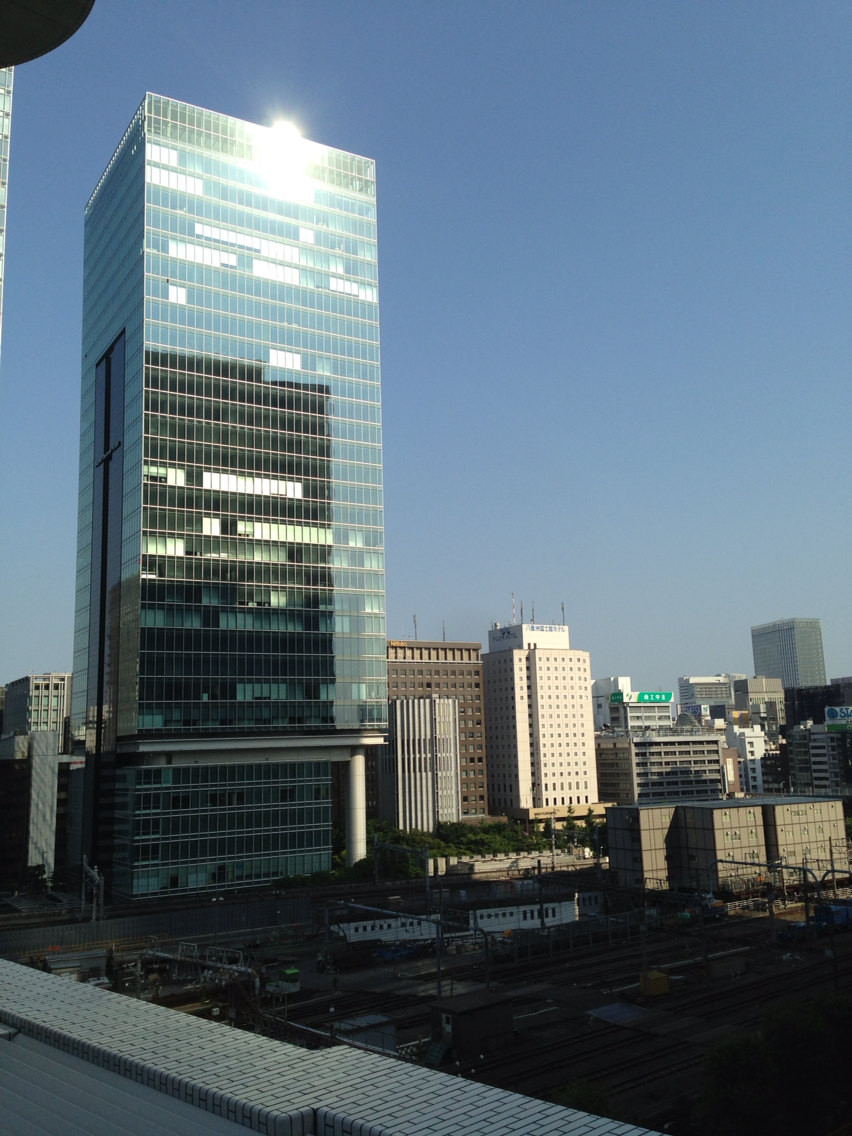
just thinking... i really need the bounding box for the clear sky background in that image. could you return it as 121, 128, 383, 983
0, 0, 850, 692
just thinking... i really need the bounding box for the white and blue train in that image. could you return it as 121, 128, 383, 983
331, 898, 579, 945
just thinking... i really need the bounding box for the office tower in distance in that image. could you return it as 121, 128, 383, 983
0, 68, 11, 356
1, 673, 74, 891
591, 676, 631, 730
385, 640, 487, 817
3, 673, 72, 739
606, 689, 674, 732
751, 618, 826, 689
72, 95, 386, 898
732, 676, 785, 742
785, 722, 852, 798
0, 732, 74, 892
677, 674, 739, 712
595, 727, 725, 806
725, 722, 767, 794
483, 622, 597, 818
784, 680, 852, 732
379, 697, 461, 831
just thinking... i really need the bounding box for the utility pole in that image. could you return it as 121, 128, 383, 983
435, 886, 443, 998
81, 856, 104, 923
802, 857, 811, 930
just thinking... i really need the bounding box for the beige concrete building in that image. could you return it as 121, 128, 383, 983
733, 676, 785, 743
607, 802, 676, 890
763, 797, 847, 879
607, 797, 847, 893
483, 622, 596, 819
2, 673, 72, 743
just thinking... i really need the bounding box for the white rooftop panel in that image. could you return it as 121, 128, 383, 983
0, 1033, 249, 1135
0, 960, 661, 1136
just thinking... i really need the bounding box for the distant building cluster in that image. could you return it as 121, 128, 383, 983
4, 606, 849, 898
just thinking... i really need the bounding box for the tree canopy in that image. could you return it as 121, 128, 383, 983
697, 992, 852, 1136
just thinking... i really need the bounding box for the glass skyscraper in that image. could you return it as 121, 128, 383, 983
72, 95, 386, 898
751, 618, 826, 690
0, 67, 12, 357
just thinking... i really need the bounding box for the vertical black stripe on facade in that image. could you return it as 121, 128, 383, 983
83, 332, 125, 868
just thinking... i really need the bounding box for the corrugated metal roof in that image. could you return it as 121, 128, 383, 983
0, 959, 661, 1135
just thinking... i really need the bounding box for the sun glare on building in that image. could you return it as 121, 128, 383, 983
253, 118, 311, 199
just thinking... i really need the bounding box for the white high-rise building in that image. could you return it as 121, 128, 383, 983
483, 623, 596, 818
725, 722, 767, 794
0, 68, 12, 358
3, 673, 72, 740
591, 676, 631, 730
379, 697, 461, 832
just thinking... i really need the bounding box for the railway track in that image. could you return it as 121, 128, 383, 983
449, 920, 852, 1119
402, 916, 768, 993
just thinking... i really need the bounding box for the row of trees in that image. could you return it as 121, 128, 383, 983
372, 812, 603, 859
296, 813, 607, 886
326, 814, 606, 880
695, 992, 852, 1135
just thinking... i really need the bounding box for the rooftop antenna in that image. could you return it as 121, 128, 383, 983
512, 592, 516, 623
561, 601, 565, 626
531, 601, 535, 623
442, 619, 446, 643
520, 599, 524, 624
413, 613, 418, 640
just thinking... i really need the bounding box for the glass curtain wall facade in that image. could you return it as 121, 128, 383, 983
73, 95, 385, 897
751, 619, 826, 689
0, 67, 12, 357
113, 760, 332, 895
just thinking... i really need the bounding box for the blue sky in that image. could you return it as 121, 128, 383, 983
1, 0, 850, 691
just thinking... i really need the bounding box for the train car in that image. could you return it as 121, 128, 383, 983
330, 897, 579, 946
576, 890, 604, 917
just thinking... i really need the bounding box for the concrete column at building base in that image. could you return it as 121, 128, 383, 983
347, 748, 366, 865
